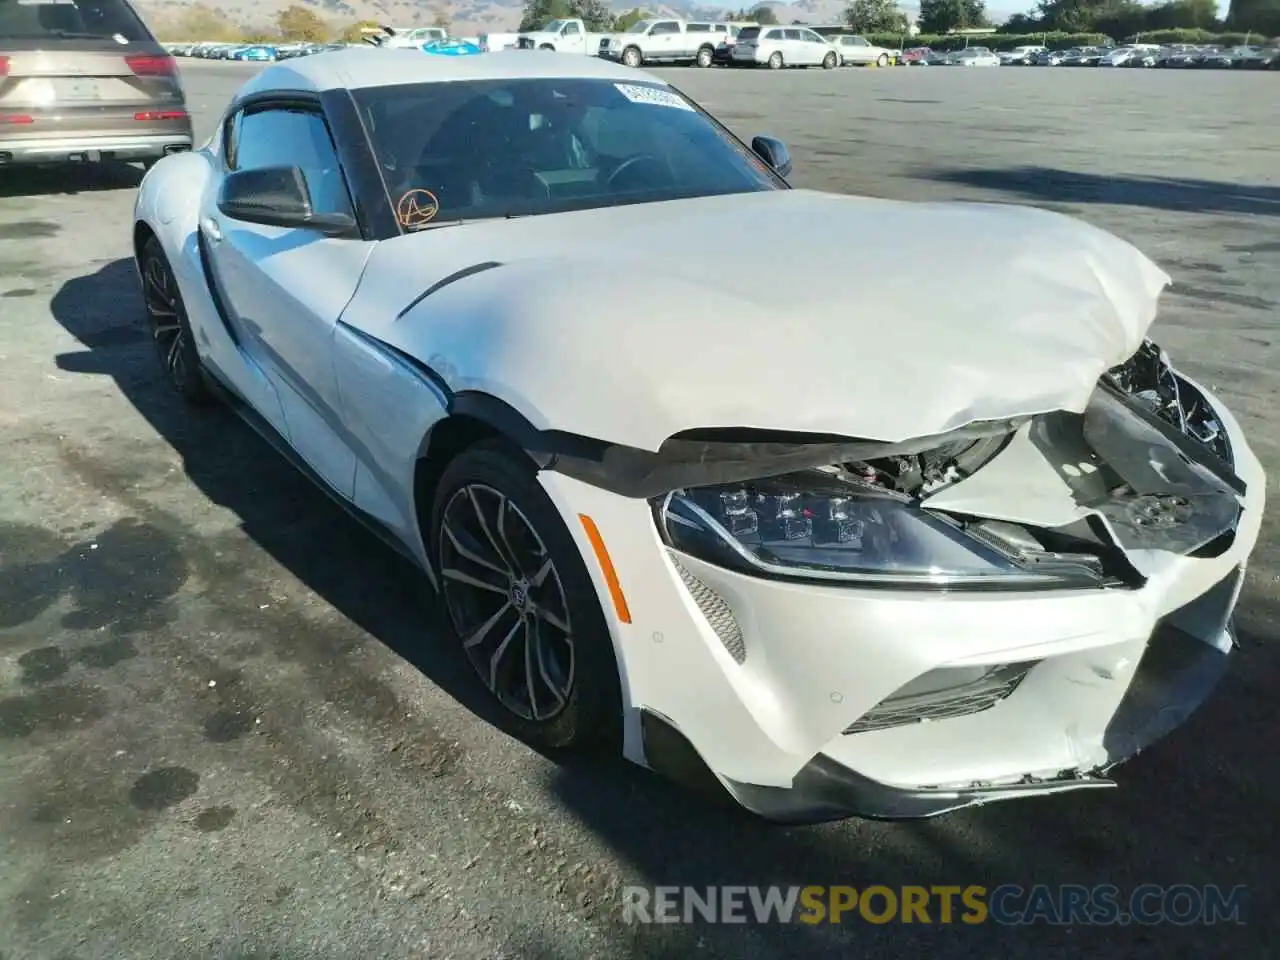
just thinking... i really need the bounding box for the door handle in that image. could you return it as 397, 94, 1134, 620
202, 218, 223, 242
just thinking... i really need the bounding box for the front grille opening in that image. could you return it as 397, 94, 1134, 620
671, 555, 746, 663
844, 661, 1038, 734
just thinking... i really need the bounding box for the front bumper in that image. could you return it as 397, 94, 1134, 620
0, 133, 193, 165
538, 377, 1264, 822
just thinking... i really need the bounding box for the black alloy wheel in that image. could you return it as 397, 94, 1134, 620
432, 440, 622, 751
139, 236, 212, 404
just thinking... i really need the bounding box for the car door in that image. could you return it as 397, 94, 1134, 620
800, 29, 828, 64
844, 36, 872, 64
649, 21, 680, 59
559, 20, 583, 53
199, 100, 371, 497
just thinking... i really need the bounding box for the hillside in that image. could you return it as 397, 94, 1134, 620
135, 0, 864, 38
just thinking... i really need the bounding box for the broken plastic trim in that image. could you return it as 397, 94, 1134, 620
533, 419, 1026, 501
1083, 383, 1243, 556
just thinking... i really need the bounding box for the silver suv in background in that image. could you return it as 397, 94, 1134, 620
0, 0, 192, 168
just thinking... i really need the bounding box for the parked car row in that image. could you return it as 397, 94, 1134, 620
903, 42, 1279, 69
166, 41, 350, 61
507, 17, 899, 69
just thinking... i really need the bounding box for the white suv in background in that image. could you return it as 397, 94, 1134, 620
831, 34, 894, 66
731, 25, 839, 69
600, 19, 722, 67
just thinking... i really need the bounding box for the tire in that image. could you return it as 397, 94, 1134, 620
696, 45, 713, 68
822, 51, 837, 70
138, 235, 213, 405
539, 44, 555, 51
768, 51, 783, 70
622, 45, 642, 68
431, 439, 623, 753
876, 53, 889, 67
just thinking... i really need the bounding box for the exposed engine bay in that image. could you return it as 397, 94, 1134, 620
1105, 339, 1231, 465
647, 340, 1246, 590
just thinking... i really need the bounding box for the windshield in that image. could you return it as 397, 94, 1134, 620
0, 0, 154, 43
627, 20, 652, 33
542, 19, 567, 32
356, 78, 784, 231
737, 26, 759, 40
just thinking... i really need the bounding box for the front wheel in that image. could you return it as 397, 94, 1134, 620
822, 51, 837, 69
696, 45, 713, 68
138, 235, 213, 405
768, 51, 784, 70
539, 43, 555, 51
622, 45, 642, 68
431, 439, 623, 752
877, 53, 889, 67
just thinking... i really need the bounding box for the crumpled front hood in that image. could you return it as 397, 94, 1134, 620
353, 189, 1171, 453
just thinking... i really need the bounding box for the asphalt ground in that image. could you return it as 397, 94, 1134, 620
1, 59, 1277, 959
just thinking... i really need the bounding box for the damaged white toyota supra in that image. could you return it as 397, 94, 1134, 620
132, 49, 1264, 822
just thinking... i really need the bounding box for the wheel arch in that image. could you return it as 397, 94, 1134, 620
412, 391, 552, 555
133, 219, 158, 261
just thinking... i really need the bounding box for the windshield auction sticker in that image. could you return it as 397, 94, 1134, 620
614, 83, 694, 112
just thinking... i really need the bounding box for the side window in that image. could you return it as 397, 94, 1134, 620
563, 21, 580, 35
802, 30, 823, 43
229, 107, 353, 218
783, 29, 802, 40
687, 23, 709, 33
652, 21, 678, 34
765, 28, 783, 40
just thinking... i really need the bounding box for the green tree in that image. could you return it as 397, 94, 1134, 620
1144, 0, 1220, 29
845, 0, 909, 32
1226, 0, 1279, 32
277, 4, 330, 42
918, 0, 988, 33
753, 5, 779, 23
570, 0, 616, 30
518, 0, 571, 31
614, 8, 648, 30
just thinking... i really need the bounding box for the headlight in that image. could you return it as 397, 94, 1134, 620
652, 470, 1103, 590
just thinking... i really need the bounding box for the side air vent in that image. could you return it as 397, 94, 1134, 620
670, 554, 746, 663
845, 661, 1037, 734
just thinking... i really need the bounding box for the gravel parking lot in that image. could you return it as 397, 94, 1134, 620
1, 60, 1276, 959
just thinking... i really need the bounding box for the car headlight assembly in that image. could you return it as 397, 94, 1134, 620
653, 469, 1106, 591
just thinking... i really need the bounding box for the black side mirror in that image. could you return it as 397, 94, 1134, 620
751, 135, 792, 178
217, 166, 356, 236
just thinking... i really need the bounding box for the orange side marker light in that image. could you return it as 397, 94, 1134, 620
579, 514, 632, 624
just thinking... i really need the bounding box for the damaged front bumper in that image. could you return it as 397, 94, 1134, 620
539, 345, 1263, 823
719, 574, 1244, 823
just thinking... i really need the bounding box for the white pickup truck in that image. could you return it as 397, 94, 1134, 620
599, 19, 738, 68
515, 18, 607, 53
380, 26, 449, 49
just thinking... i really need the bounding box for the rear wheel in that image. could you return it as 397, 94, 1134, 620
697, 45, 714, 68
138, 235, 213, 405
768, 51, 784, 69
431, 439, 623, 752
822, 51, 837, 69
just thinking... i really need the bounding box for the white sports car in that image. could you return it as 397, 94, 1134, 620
132, 49, 1264, 822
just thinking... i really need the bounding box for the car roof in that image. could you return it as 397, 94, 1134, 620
234, 48, 666, 99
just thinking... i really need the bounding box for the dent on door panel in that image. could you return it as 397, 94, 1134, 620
334, 322, 451, 561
